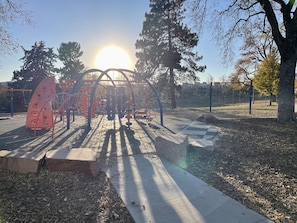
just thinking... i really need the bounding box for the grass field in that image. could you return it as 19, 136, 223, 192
203, 100, 278, 111
175, 93, 278, 107
168, 98, 280, 119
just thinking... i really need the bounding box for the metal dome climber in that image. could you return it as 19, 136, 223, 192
66, 68, 163, 130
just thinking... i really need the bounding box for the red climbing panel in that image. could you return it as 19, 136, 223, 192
26, 77, 56, 130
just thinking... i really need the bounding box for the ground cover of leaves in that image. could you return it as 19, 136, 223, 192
1, 108, 297, 222
0, 169, 134, 223
183, 109, 297, 223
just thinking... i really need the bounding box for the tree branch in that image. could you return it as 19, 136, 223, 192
219, 0, 238, 15
233, 11, 265, 28
238, 1, 259, 11
258, 0, 285, 54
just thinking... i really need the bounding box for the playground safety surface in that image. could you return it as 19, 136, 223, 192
0, 113, 273, 223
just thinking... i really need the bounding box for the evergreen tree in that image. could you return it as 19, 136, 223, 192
135, 0, 206, 109
253, 50, 280, 105
57, 42, 85, 82
11, 41, 57, 91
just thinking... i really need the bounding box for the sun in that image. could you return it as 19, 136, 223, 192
96, 45, 132, 70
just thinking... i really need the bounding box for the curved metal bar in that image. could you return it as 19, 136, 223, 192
114, 69, 163, 126
67, 69, 104, 129
70, 69, 104, 95
115, 70, 136, 114
87, 69, 116, 130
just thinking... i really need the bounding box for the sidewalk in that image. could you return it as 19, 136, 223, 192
98, 117, 273, 223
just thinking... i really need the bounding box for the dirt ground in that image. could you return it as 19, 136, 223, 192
184, 110, 297, 223
0, 108, 297, 223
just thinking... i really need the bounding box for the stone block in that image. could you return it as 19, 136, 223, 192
154, 133, 188, 165
0, 150, 45, 173
45, 148, 100, 177
196, 113, 218, 123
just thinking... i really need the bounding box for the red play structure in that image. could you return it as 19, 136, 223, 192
26, 77, 56, 130
25, 77, 99, 134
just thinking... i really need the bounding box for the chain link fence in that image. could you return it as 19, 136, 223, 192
171, 82, 269, 109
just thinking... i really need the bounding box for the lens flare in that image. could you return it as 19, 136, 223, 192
96, 45, 132, 70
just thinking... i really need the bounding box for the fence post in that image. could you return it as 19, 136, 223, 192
209, 82, 213, 112
249, 80, 253, 114
10, 89, 14, 117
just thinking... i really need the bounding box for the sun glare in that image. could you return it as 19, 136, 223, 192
96, 46, 132, 70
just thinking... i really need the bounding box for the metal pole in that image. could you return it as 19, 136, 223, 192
66, 108, 70, 129
249, 80, 253, 115
209, 82, 213, 112
10, 89, 14, 117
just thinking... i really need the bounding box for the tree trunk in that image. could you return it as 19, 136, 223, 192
277, 59, 296, 123
169, 67, 176, 109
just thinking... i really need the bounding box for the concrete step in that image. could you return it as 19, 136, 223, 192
46, 148, 100, 176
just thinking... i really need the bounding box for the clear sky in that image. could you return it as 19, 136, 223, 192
0, 0, 233, 83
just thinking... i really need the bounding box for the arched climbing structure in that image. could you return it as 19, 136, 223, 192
87, 68, 163, 130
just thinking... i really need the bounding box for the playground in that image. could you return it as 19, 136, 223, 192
0, 69, 170, 155
0, 70, 297, 222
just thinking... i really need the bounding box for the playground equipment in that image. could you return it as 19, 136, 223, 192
104, 84, 155, 127
72, 68, 163, 130
58, 80, 75, 122
23, 68, 163, 137
106, 86, 116, 120
125, 100, 134, 129
134, 85, 154, 122
26, 77, 56, 129
105, 86, 127, 120
81, 85, 98, 118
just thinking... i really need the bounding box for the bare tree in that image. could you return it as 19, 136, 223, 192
206, 73, 214, 84
241, 24, 276, 63
189, 0, 297, 122
0, 0, 32, 55
228, 21, 277, 94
